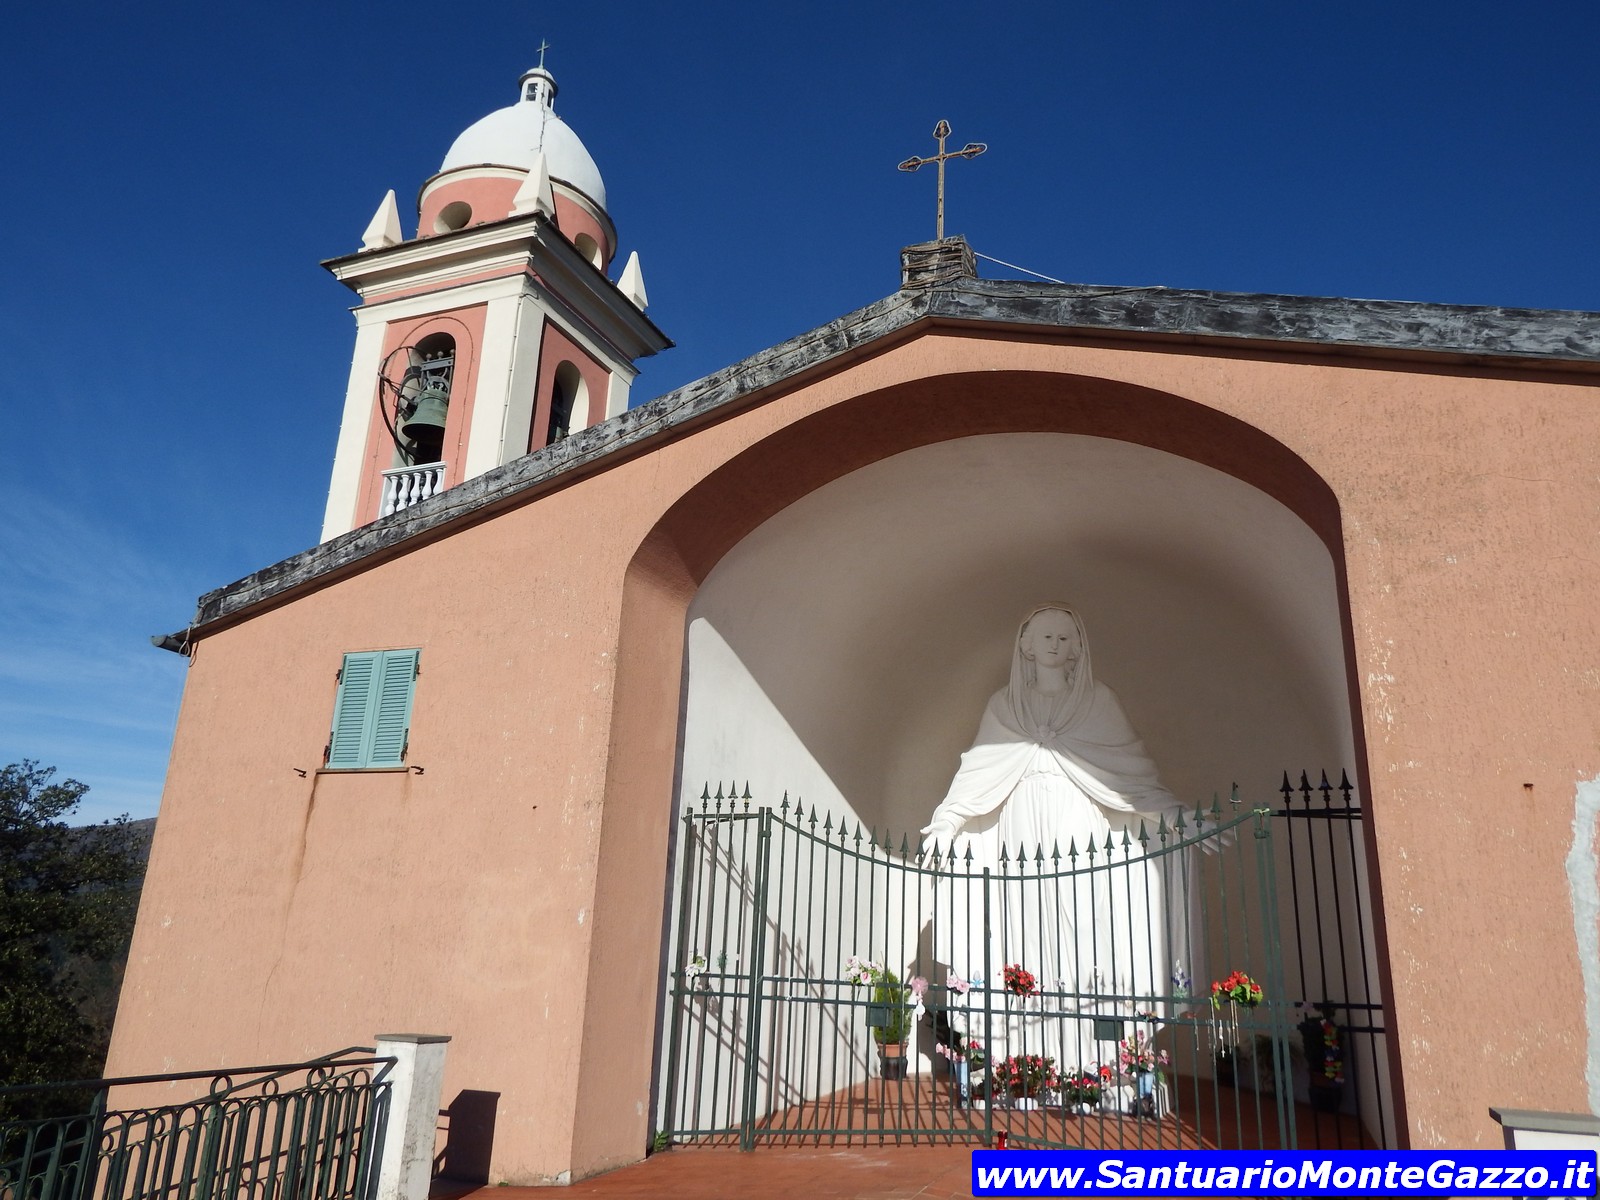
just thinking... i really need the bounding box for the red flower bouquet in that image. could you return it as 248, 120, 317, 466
1003, 963, 1038, 997
995, 1053, 1059, 1099
1209, 970, 1263, 1008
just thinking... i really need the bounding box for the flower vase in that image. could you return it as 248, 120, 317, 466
954, 1059, 970, 1107
1132, 1070, 1158, 1119
880, 1041, 907, 1080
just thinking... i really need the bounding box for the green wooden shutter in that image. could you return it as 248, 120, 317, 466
327, 652, 379, 768
368, 649, 420, 767
327, 649, 419, 768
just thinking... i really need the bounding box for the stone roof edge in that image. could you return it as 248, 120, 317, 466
179, 275, 1600, 637
930, 277, 1600, 364
184, 286, 933, 632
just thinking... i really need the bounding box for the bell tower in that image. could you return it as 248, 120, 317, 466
318, 62, 671, 541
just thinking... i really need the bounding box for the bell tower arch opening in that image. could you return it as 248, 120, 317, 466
395, 332, 456, 468
548, 361, 588, 444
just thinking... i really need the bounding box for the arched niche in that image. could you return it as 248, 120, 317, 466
587, 368, 1386, 1151
680, 431, 1355, 834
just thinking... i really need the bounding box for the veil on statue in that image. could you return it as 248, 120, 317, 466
922, 604, 1208, 1073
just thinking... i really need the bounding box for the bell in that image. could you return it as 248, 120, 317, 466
400, 387, 450, 441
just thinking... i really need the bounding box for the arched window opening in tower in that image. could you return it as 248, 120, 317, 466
400, 333, 455, 466
548, 362, 587, 445
573, 233, 602, 269
435, 201, 473, 234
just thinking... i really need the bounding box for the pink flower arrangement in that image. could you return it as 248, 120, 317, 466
935, 1038, 986, 1069
1117, 1030, 1170, 1076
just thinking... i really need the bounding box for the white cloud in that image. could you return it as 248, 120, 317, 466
0, 489, 196, 820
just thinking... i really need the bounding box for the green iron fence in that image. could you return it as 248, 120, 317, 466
1274, 770, 1393, 1149
0, 1048, 392, 1200
659, 786, 1305, 1151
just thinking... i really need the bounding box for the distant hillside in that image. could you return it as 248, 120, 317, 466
122, 816, 156, 868
66, 816, 156, 1067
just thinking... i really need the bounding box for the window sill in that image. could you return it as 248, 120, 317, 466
316, 766, 412, 775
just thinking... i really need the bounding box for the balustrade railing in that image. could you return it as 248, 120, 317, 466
0, 1048, 393, 1200
380, 463, 445, 518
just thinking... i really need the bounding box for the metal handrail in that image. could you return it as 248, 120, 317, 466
0, 1048, 393, 1100
1, 1047, 394, 1200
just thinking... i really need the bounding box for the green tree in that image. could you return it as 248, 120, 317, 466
0, 761, 143, 1091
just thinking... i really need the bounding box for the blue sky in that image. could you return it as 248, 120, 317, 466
4, 2, 1596, 824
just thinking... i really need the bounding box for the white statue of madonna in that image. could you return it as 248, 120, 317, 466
922, 604, 1198, 1076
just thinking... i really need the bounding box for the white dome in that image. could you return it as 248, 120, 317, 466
439, 68, 607, 209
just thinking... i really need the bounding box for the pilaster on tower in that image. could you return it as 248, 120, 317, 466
317, 62, 671, 544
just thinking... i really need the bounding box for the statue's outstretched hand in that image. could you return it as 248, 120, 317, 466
919, 818, 960, 861
1194, 817, 1238, 855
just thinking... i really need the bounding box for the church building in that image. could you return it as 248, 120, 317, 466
107, 59, 1600, 1184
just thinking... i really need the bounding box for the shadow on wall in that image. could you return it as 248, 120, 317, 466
436, 1090, 499, 1183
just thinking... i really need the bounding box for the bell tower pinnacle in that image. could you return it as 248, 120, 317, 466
316, 58, 671, 542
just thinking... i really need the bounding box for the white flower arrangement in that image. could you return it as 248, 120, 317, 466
685, 953, 708, 988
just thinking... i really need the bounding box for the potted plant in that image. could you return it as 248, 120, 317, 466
994, 1054, 1059, 1109
846, 955, 920, 1079
1062, 1069, 1103, 1114
873, 969, 915, 1077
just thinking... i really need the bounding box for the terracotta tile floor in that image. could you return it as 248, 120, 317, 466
431, 1081, 1368, 1195
440, 1146, 978, 1198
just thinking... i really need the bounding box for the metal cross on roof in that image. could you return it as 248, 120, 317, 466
536, 38, 550, 69
897, 120, 987, 241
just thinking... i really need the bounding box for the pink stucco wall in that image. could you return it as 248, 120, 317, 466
418, 175, 521, 237
417, 171, 612, 269
550, 194, 612, 269
109, 328, 1600, 1179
